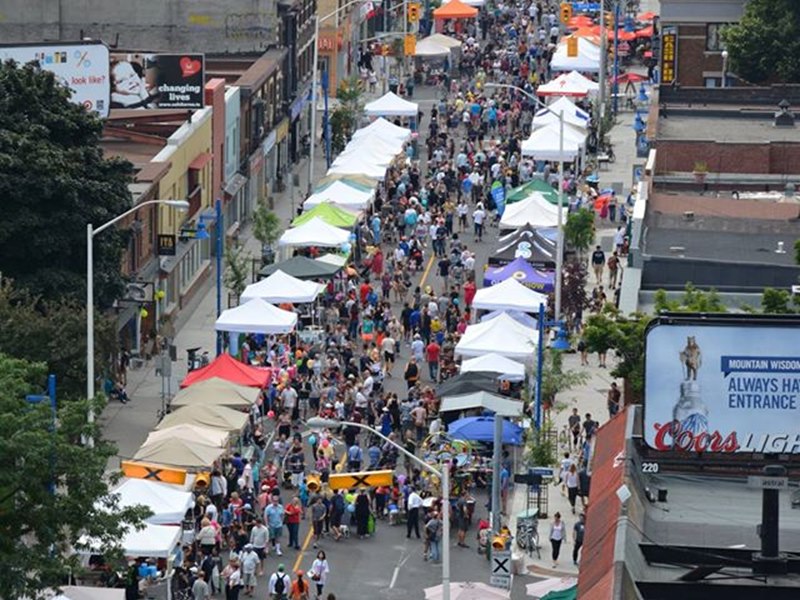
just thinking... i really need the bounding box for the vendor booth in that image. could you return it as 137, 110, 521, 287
455, 312, 537, 361
110, 478, 194, 525
498, 193, 560, 230
364, 91, 419, 118
155, 404, 249, 433
215, 298, 298, 334
180, 353, 271, 388
169, 377, 261, 409
472, 277, 548, 314
278, 217, 351, 248
483, 256, 555, 292
240, 269, 324, 304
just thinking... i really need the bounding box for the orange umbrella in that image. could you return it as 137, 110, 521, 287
636, 25, 654, 38
433, 0, 478, 19
637, 11, 657, 21
567, 15, 593, 29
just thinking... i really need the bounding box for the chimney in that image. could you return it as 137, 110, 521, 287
774, 99, 795, 128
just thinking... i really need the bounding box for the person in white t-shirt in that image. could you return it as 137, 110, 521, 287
472, 205, 486, 242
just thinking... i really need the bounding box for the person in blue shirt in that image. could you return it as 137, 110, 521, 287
264, 497, 286, 557
368, 441, 381, 469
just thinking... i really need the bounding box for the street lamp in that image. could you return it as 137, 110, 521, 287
307, 416, 451, 600
484, 82, 567, 321
86, 199, 190, 433
534, 302, 570, 430
721, 50, 729, 88
309, 0, 370, 192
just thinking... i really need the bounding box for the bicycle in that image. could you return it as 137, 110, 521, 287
516, 516, 541, 559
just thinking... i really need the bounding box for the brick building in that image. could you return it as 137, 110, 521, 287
659, 0, 747, 87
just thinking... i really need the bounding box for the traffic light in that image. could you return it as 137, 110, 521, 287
560, 2, 572, 24
404, 34, 416, 56
408, 2, 421, 23
567, 35, 578, 57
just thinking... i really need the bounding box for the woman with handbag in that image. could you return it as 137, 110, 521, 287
310, 550, 330, 599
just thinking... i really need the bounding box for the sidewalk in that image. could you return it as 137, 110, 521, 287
507, 96, 647, 578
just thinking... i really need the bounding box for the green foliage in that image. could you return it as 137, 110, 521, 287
721, 0, 800, 84
0, 60, 134, 308
0, 278, 117, 399
329, 76, 364, 154
540, 348, 589, 408
252, 202, 282, 247
653, 282, 727, 313
761, 287, 795, 314
582, 308, 618, 355
225, 244, 251, 298
525, 419, 557, 468
564, 208, 595, 253
794, 239, 800, 265
0, 353, 150, 598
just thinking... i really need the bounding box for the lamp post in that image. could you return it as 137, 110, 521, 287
721, 50, 729, 88
307, 417, 451, 600
484, 82, 567, 321
309, 0, 370, 193
534, 302, 570, 430
86, 199, 190, 432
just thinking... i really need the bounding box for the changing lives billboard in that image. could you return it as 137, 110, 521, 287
110, 53, 205, 110
644, 319, 800, 454
0, 41, 111, 117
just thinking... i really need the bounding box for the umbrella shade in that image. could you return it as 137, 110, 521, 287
292, 202, 359, 228
437, 372, 499, 397
527, 577, 578, 599
460, 353, 526, 381
143, 424, 230, 448
170, 377, 261, 409
615, 72, 647, 84
425, 581, 510, 600
155, 404, 249, 433
260, 256, 341, 280
241, 269, 325, 304
448, 415, 524, 445
133, 437, 226, 469
180, 353, 271, 389
483, 257, 555, 293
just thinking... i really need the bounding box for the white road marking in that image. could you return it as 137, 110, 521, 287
389, 551, 412, 588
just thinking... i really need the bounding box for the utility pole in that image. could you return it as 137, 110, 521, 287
597, 0, 607, 144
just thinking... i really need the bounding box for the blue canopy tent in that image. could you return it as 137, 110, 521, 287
447, 415, 524, 446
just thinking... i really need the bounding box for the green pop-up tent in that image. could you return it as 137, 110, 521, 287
507, 179, 559, 205
291, 202, 359, 229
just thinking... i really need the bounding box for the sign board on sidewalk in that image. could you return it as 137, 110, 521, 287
328, 469, 393, 490
747, 476, 788, 490
490, 550, 512, 589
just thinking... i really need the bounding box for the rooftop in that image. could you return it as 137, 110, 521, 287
649, 192, 800, 221
657, 110, 800, 143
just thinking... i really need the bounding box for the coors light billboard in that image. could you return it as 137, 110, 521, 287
644, 318, 800, 454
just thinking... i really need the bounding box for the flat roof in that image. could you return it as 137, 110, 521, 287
657, 113, 800, 143
650, 192, 800, 220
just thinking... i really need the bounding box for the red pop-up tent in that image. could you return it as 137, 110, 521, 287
180, 353, 271, 389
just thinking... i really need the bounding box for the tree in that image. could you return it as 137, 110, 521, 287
252, 202, 283, 248
0, 60, 134, 308
721, 0, 800, 84
564, 208, 595, 255
225, 244, 251, 299
761, 287, 795, 314
653, 282, 727, 313
329, 76, 364, 153
0, 353, 149, 598
0, 278, 118, 399
540, 348, 589, 410
560, 260, 590, 329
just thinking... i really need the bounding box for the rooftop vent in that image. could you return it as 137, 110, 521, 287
776, 241, 787, 254
682, 211, 694, 221
774, 99, 795, 128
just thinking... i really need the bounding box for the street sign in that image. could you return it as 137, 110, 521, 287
328, 469, 394, 490
747, 476, 789, 490
572, 2, 600, 11
490, 550, 512, 589
121, 460, 188, 485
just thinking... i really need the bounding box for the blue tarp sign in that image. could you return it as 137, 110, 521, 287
491, 182, 506, 216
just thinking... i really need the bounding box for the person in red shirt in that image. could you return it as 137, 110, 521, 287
284, 496, 303, 550
425, 340, 441, 381
371, 249, 384, 277
359, 282, 371, 305
463, 279, 477, 308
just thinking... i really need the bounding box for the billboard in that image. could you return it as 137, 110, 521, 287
110, 53, 205, 110
644, 319, 800, 454
0, 41, 111, 117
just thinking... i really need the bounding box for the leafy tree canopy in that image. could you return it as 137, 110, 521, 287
0, 60, 134, 308
0, 278, 117, 399
722, 0, 800, 84
0, 353, 149, 598
564, 208, 595, 253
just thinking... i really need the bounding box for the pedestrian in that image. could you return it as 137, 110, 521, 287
264, 496, 286, 557
425, 511, 443, 562
249, 517, 269, 572
591, 245, 605, 283
607, 251, 620, 288
347, 441, 363, 472
240, 544, 259, 597
355, 488, 372, 538
223, 555, 242, 600
404, 357, 420, 390
559, 452, 574, 495
565, 463, 580, 514
406, 487, 423, 539
568, 408, 582, 450
311, 495, 327, 549
607, 382, 621, 418
191, 570, 211, 600
285, 496, 303, 550
455, 489, 470, 548
425, 338, 441, 381
290, 570, 310, 600
310, 550, 330, 598
269, 564, 290, 600
549, 512, 566, 569
577, 337, 589, 366
472, 203, 486, 241
573, 513, 586, 566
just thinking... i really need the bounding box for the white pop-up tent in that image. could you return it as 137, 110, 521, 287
455, 312, 537, 360
352, 117, 412, 142
414, 38, 452, 57
215, 298, 298, 334
155, 404, 249, 433
110, 478, 194, 525
52, 587, 125, 600
520, 123, 583, 162
79, 523, 182, 559
459, 353, 526, 381
364, 91, 419, 117
340, 134, 405, 159
550, 38, 601, 73
278, 217, 351, 248
143, 423, 230, 447
424, 33, 464, 48
303, 180, 374, 211
499, 193, 560, 229
539, 70, 600, 98
472, 277, 549, 313
533, 96, 591, 130
327, 154, 388, 179
240, 269, 324, 304
133, 437, 226, 469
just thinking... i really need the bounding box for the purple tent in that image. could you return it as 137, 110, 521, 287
483, 256, 555, 293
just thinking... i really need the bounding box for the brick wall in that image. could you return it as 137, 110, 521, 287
655, 140, 800, 175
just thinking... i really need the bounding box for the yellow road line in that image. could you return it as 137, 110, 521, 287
420, 253, 435, 288
292, 526, 314, 572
